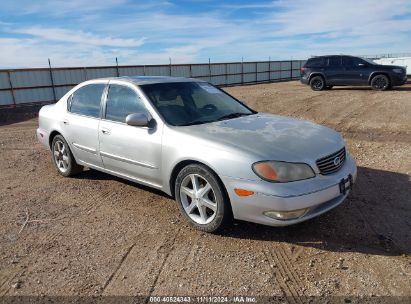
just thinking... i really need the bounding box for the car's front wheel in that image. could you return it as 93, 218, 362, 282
310, 76, 325, 91
51, 135, 83, 177
175, 164, 232, 232
371, 74, 390, 91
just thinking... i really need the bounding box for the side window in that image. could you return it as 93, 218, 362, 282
343, 57, 364, 68
69, 84, 105, 118
327, 56, 341, 68
305, 57, 325, 68
105, 85, 146, 123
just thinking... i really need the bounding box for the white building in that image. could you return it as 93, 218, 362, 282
374, 57, 411, 75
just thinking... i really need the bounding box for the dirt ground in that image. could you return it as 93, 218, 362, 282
0, 81, 410, 301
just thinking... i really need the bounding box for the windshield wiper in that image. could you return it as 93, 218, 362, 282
215, 112, 253, 121
180, 120, 212, 126
180, 112, 253, 126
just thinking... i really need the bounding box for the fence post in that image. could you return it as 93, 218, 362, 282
208, 58, 212, 83
268, 56, 271, 82
290, 60, 293, 80
255, 61, 258, 84
143, 65, 146, 76
225, 62, 228, 86
189, 64, 192, 78
169, 58, 172, 76
48, 58, 57, 103
115, 57, 120, 77
7, 70, 16, 107
83, 67, 88, 81
241, 57, 244, 85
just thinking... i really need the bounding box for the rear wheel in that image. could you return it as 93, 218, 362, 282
175, 164, 232, 232
371, 74, 390, 91
310, 76, 325, 91
51, 135, 83, 177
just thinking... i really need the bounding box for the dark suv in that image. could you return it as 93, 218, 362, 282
300, 55, 407, 91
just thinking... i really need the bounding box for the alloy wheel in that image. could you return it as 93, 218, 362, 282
179, 174, 218, 225
53, 139, 69, 173
373, 76, 388, 90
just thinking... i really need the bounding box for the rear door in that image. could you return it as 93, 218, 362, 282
98, 82, 163, 187
324, 56, 343, 85
63, 82, 107, 167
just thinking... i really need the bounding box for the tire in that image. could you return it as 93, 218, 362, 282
175, 164, 232, 233
371, 74, 390, 91
51, 135, 83, 177
310, 76, 325, 91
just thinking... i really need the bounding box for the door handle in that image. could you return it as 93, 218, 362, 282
101, 128, 110, 135
62, 119, 69, 125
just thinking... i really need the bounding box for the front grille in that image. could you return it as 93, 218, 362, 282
316, 147, 346, 175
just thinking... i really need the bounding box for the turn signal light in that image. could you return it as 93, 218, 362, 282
234, 188, 254, 197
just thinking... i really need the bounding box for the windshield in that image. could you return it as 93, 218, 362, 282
140, 82, 255, 126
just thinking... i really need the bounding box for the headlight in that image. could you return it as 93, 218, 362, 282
392, 68, 404, 73
252, 161, 315, 182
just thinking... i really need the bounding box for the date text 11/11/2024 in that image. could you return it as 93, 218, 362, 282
149, 296, 257, 303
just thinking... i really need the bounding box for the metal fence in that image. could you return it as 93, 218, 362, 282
0, 59, 305, 107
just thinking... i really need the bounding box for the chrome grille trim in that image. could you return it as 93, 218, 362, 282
316, 147, 346, 175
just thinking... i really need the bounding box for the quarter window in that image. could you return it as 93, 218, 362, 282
69, 84, 105, 118
305, 57, 325, 68
105, 85, 146, 123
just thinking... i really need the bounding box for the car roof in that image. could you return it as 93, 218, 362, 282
95, 76, 207, 85
309, 55, 359, 59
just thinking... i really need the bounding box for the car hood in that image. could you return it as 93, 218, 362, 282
176, 113, 344, 163
377, 64, 405, 70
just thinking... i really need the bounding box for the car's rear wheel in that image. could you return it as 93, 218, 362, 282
310, 76, 325, 91
371, 74, 390, 91
51, 135, 83, 177
175, 164, 232, 232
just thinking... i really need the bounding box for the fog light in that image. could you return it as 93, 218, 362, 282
264, 208, 309, 220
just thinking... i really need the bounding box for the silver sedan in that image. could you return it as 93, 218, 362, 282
37, 76, 357, 232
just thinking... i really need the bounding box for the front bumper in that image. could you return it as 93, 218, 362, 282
222, 155, 357, 227
391, 73, 408, 86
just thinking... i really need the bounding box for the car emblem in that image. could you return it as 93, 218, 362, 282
333, 156, 341, 166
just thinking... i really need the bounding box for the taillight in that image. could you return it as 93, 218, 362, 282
300, 67, 305, 74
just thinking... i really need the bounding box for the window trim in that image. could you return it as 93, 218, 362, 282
67, 83, 107, 119
101, 82, 152, 126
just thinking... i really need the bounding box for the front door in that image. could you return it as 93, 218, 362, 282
341, 56, 369, 85
98, 83, 163, 187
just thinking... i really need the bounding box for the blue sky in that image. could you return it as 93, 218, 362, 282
1, 0, 411, 68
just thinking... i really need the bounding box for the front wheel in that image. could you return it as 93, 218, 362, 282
51, 135, 83, 177
175, 164, 232, 232
371, 75, 390, 91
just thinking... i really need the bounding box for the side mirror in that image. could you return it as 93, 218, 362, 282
126, 113, 150, 127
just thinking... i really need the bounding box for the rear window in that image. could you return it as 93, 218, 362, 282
305, 57, 326, 68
